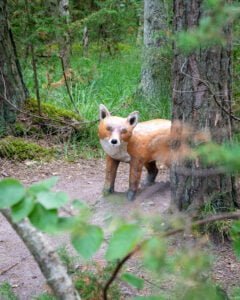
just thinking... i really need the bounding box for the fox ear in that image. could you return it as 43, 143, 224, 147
127, 111, 139, 127
99, 104, 110, 120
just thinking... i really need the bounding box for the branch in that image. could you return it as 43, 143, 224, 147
102, 245, 141, 300
1, 209, 81, 300
174, 166, 226, 176
102, 211, 240, 300
59, 56, 80, 116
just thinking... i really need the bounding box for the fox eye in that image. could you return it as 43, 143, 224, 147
106, 126, 113, 131
121, 128, 127, 134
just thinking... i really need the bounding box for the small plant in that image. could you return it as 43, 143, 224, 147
57, 246, 77, 274
0, 282, 18, 300
74, 262, 120, 300
34, 293, 56, 300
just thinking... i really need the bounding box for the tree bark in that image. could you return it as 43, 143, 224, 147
58, 0, 71, 70
0, 0, 28, 134
2, 209, 81, 300
170, 0, 237, 212
138, 0, 169, 101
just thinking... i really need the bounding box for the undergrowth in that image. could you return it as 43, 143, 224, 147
0, 282, 18, 300
58, 246, 120, 300
22, 42, 172, 152
0, 137, 55, 161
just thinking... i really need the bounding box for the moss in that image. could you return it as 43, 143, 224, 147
0, 137, 55, 161
25, 98, 82, 124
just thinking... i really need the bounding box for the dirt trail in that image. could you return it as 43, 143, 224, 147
0, 159, 170, 299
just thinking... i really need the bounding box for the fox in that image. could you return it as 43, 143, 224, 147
98, 104, 205, 201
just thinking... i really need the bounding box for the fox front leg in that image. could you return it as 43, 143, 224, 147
103, 155, 120, 196
127, 157, 144, 201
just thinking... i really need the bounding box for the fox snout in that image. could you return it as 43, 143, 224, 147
110, 138, 119, 145
108, 130, 121, 146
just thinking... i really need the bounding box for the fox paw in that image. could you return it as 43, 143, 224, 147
102, 187, 114, 197
127, 190, 136, 201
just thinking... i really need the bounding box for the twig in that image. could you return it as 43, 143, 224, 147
59, 56, 80, 115
175, 166, 226, 176
102, 244, 142, 300
0, 255, 30, 275
102, 211, 240, 300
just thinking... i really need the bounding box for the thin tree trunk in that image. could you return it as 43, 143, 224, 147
170, 0, 237, 212
59, 0, 71, 70
0, 0, 28, 134
138, 0, 169, 101
2, 209, 81, 300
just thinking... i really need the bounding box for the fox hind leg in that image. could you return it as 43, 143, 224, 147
142, 161, 158, 187
127, 157, 144, 201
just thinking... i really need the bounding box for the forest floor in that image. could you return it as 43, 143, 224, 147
0, 158, 240, 299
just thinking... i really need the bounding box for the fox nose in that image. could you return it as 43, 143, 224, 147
111, 139, 118, 145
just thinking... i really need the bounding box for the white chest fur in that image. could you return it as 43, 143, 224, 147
100, 139, 131, 162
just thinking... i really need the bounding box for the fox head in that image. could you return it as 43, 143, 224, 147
98, 104, 139, 146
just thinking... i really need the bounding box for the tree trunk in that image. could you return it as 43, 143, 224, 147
138, 0, 169, 101
58, 0, 71, 70
170, 0, 237, 212
2, 209, 81, 300
0, 0, 28, 134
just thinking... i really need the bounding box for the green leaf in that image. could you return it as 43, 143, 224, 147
57, 217, 78, 231
133, 296, 165, 300
36, 191, 68, 209
28, 177, 58, 194
11, 196, 35, 222
71, 224, 103, 259
106, 224, 142, 261
143, 238, 166, 272
231, 221, 240, 259
72, 199, 89, 210
29, 203, 58, 232
0, 178, 25, 209
121, 273, 144, 289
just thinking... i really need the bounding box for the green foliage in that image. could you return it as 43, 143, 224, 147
201, 200, 233, 241
0, 282, 18, 300
74, 262, 120, 300
231, 287, 240, 300
25, 99, 82, 123
11, 196, 35, 222
134, 297, 165, 300
0, 175, 237, 299
196, 143, 240, 172
57, 246, 76, 274
0, 178, 25, 209
106, 223, 143, 261
231, 221, 240, 259
0, 137, 55, 161
71, 224, 104, 259
34, 293, 56, 300
121, 272, 144, 289
177, 0, 240, 53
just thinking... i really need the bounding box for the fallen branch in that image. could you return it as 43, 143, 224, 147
1, 209, 81, 300
102, 211, 240, 300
